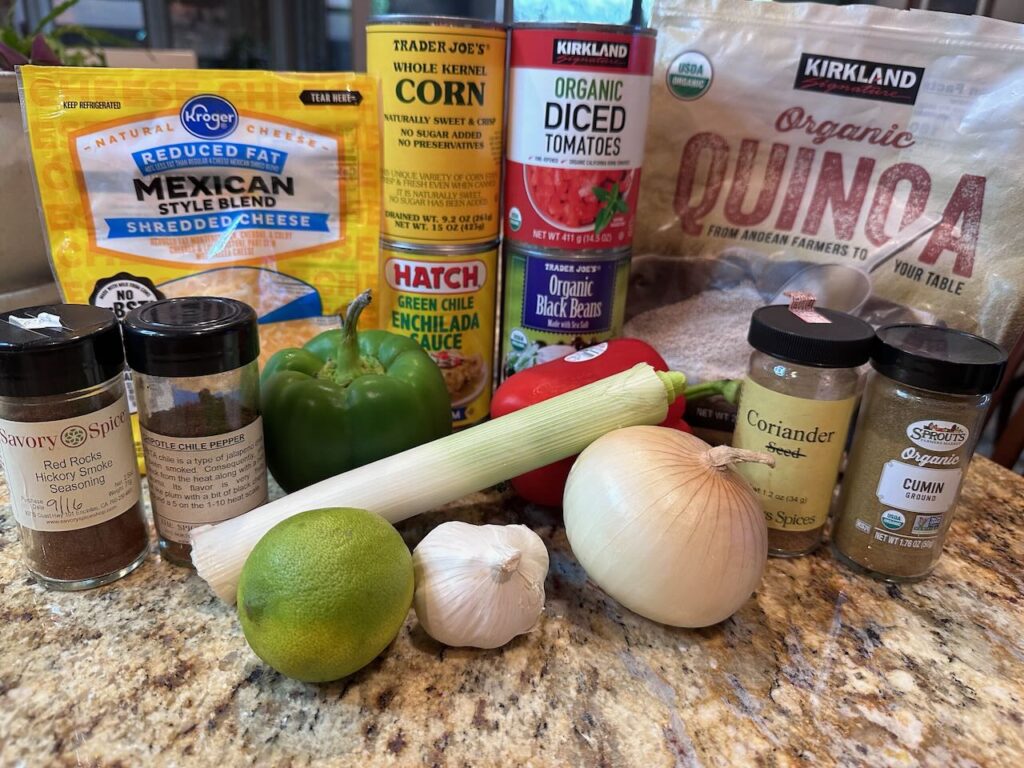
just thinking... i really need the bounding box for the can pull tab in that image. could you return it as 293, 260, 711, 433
784, 291, 831, 324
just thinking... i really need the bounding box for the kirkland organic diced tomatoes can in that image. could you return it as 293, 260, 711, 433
367, 17, 507, 246
500, 242, 630, 379
379, 239, 499, 428
505, 23, 656, 250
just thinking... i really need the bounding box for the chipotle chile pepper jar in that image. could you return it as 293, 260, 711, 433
123, 297, 267, 567
0, 304, 148, 590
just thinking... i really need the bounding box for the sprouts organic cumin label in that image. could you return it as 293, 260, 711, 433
505, 24, 656, 250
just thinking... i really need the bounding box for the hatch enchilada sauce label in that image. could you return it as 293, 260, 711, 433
505, 25, 656, 250
379, 242, 498, 428
367, 19, 506, 245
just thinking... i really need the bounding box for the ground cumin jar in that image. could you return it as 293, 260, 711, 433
123, 298, 267, 566
0, 304, 148, 590
731, 304, 874, 557
831, 325, 1006, 581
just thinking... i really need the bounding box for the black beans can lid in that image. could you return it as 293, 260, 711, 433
123, 297, 259, 378
871, 324, 1007, 396
0, 304, 125, 398
748, 305, 876, 368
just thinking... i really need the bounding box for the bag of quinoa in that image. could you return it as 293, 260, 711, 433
627, 0, 1024, 442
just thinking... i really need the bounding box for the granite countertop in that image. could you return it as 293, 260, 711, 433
1, 460, 1022, 767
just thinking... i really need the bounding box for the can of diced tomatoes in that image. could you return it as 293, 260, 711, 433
499, 242, 631, 379
367, 17, 507, 246
379, 239, 499, 428
505, 23, 656, 251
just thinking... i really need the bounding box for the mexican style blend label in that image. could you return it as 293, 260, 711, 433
367, 19, 506, 245
500, 244, 630, 379
505, 25, 656, 250
380, 242, 498, 428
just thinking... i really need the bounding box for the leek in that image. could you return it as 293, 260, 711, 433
191, 364, 685, 602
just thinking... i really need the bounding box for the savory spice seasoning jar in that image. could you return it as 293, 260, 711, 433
123, 298, 267, 566
731, 302, 874, 557
0, 304, 148, 590
831, 325, 1006, 581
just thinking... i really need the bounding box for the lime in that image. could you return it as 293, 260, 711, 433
237, 507, 413, 683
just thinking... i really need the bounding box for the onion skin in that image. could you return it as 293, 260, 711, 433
563, 426, 771, 628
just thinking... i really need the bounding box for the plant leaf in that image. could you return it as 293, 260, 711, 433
33, 0, 80, 36
592, 185, 611, 203
0, 40, 30, 69
30, 34, 62, 65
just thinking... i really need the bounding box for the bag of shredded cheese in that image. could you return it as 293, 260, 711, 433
18, 66, 381, 346
19, 66, 381, 467
629, 0, 1024, 440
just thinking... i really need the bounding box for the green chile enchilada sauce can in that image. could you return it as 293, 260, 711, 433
500, 244, 630, 378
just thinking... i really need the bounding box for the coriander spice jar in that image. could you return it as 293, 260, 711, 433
731, 303, 875, 557
0, 305, 148, 590
831, 325, 1006, 582
123, 298, 267, 566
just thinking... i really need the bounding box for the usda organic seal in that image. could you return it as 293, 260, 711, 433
667, 51, 713, 101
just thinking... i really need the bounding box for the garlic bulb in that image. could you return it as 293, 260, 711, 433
412, 522, 549, 649
563, 426, 772, 628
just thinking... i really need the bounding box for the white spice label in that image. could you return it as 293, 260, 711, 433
875, 461, 962, 515
141, 417, 267, 544
0, 396, 141, 532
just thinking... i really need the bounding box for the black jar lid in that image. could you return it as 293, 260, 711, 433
122, 297, 259, 378
0, 304, 125, 398
871, 324, 1007, 396
747, 305, 876, 368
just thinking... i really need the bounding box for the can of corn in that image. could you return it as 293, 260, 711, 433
367, 16, 507, 246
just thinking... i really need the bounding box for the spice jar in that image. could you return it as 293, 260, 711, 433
123, 297, 267, 566
0, 304, 148, 589
831, 324, 1006, 581
731, 302, 875, 557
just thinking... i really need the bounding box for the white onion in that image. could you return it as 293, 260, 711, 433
563, 426, 772, 628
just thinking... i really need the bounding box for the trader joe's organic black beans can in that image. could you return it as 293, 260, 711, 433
500, 242, 630, 379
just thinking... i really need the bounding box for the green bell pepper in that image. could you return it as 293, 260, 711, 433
261, 290, 452, 492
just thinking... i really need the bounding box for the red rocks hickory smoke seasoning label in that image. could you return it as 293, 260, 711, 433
505, 24, 656, 250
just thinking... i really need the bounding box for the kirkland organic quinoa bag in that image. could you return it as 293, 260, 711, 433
627, 0, 1024, 440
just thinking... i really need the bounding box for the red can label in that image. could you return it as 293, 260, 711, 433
505, 27, 656, 250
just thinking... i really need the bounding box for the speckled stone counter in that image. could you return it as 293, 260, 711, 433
1, 459, 1022, 767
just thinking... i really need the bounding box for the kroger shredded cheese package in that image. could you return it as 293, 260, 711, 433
18, 66, 380, 468
18, 66, 381, 336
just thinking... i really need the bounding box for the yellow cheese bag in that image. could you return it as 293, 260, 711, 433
18, 66, 381, 467
19, 66, 380, 333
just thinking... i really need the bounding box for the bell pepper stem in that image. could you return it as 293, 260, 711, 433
323, 289, 384, 386
683, 378, 742, 404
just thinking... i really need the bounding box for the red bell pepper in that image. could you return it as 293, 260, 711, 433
490, 338, 690, 507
